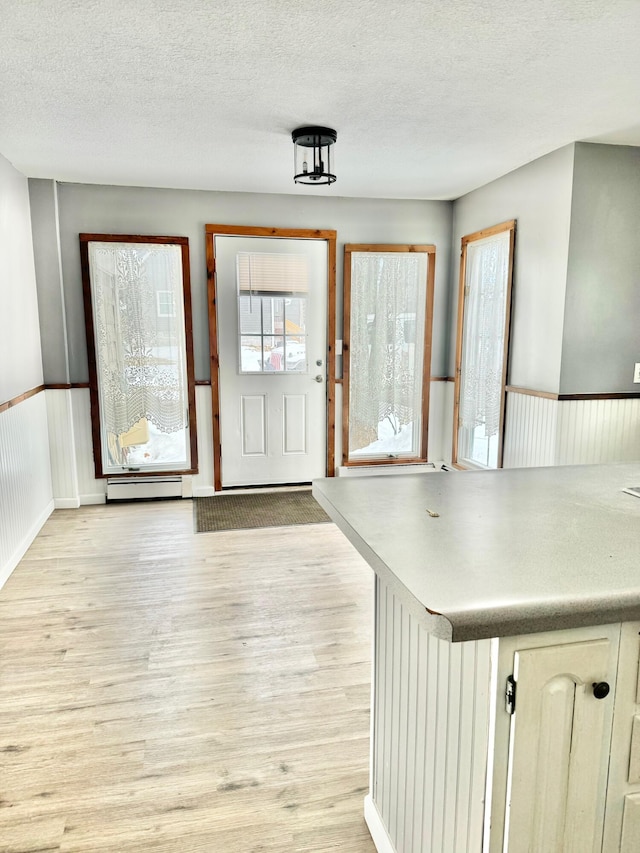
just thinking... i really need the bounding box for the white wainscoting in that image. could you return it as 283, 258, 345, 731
426, 380, 449, 464
502, 392, 640, 469
439, 379, 455, 465
44, 387, 640, 507
0, 391, 54, 590
502, 392, 558, 468
45, 388, 80, 507
370, 574, 492, 853
556, 397, 640, 465
192, 385, 215, 496
69, 389, 106, 504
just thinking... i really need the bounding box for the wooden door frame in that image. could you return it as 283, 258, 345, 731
452, 220, 516, 469
205, 224, 337, 492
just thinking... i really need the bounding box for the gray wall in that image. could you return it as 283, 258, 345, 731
451, 145, 575, 393
561, 143, 640, 394
33, 183, 452, 383
28, 179, 70, 384
0, 154, 43, 402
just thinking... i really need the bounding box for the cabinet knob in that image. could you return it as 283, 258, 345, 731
592, 681, 610, 700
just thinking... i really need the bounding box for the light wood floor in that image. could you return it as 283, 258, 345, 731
0, 501, 376, 853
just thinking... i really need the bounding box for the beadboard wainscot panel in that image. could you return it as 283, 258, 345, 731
45, 388, 81, 507
440, 379, 455, 465
368, 574, 492, 853
192, 384, 215, 496
426, 379, 449, 464
503, 391, 558, 468
0, 391, 54, 589
556, 397, 640, 465
70, 388, 106, 504
335, 380, 344, 474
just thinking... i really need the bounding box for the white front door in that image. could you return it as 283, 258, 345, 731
215, 235, 328, 487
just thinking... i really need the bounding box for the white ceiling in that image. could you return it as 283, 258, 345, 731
2, 0, 640, 200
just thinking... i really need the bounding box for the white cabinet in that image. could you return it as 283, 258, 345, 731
602, 623, 640, 852
491, 622, 640, 853
366, 575, 640, 853
501, 635, 619, 853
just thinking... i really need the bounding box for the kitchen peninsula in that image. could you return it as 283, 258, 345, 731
313, 463, 640, 853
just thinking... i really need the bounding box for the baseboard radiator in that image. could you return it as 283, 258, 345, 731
106, 476, 183, 501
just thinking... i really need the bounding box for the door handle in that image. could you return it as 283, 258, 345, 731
314, 375, 324, 383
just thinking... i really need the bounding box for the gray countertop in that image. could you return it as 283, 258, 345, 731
313, 464, 640, 642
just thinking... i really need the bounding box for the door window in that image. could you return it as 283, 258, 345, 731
237, 252, 308, 374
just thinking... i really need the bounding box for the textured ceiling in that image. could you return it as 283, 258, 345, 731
1, 0, 640, 199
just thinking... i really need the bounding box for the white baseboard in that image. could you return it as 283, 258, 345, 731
364, 794, 396, 853
192, 486, 216, 497
0, 499, 54, 592
54, 497, 81, 509
80, 493, 107, 505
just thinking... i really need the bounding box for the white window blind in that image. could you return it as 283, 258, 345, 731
237, 252, 309, 294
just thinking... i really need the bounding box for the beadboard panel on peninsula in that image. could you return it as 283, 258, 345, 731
367, 574, 492, 853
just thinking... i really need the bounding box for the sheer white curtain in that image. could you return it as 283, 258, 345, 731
460, 231, 511, 438
348, 252, 427, 458
89, 242, 188, 440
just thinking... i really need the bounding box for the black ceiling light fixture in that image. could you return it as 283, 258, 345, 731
292, 126, 337, 185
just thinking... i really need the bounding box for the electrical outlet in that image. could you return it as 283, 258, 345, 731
634, 363, 640, 383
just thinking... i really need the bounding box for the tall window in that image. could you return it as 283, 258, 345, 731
453, 221, 515, 469
343, 245, 435, 465
80, 235, 197, 477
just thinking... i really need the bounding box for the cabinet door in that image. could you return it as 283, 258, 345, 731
505, 638, 616, 853
601, 622, 640, 852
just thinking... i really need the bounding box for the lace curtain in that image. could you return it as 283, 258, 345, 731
89, 242, 188, 438
348, 252, 427, 457
460, 231, 510, 437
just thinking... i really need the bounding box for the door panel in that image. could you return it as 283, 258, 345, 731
283, 394, 307, 454
621, 795, 640, 853
215, 235, 327, 486
240, 395, 266, 456
505, 638, 617, 853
